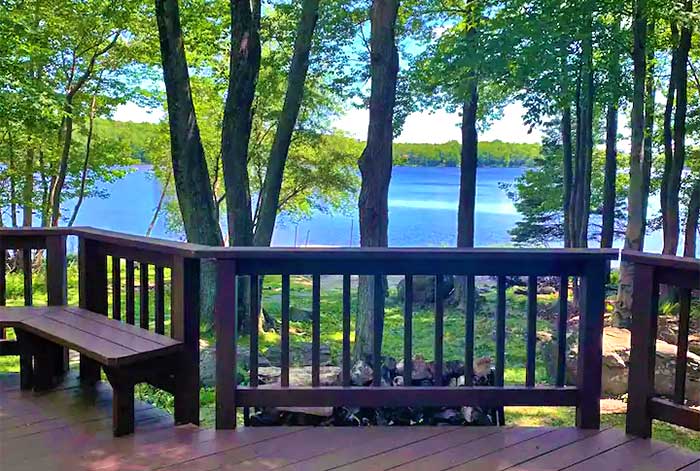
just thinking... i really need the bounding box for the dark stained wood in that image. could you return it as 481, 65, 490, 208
434, 275, 444, 386
654, 266, 700, 290
45, 235, 67, 306
249, 274, 259, 388
22, 249, 32, 306
675, 288, 691, 404
557, 274, 569, 387
0, 373, 697, 471
342, 274, 351, 387
215, 259, 237, 429
576, 260, 607, 429
465, 275, 475, 386
125, 259, 135, 325
526, 275, 537, 387
235, 385, 579, 407
403, 274, 413, 386
112, 256, 121, 320
281, 274, 290, 388
78, 237, 108, 384
496, 276, 506, 388
626, 263, 659, 438
649, 397, 700, 431
170, 256, 201, 426
154, 265, 165, 334
0, 249, 5, 308
140, 262, 150, 329
312, 273, 321, 388
622, 249, 700, 273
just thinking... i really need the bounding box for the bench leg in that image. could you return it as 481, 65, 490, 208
15, 331, 33, 390
79, 355, 101, 385
32, 337, 59, 391
174, 355, 199, 426
105, 368, 135, 436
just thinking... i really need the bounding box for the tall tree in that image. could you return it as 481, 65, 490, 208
354, 0, 400, 361
615, 0, 648, 326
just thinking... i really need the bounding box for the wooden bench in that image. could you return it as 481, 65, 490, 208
0, 305, 184, 436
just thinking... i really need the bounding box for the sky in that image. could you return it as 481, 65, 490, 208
113, 101, 543, 145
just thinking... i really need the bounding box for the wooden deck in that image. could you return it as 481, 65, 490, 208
0, 374, 697, 471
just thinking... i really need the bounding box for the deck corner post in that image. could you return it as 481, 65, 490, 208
625, 263, 658, 438
215, 258, 237, 429
171, 256, 201, 426
575, 259, 606, 429
78, 236, 107, 384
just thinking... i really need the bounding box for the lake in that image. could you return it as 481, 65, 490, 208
67, 165, 670, 253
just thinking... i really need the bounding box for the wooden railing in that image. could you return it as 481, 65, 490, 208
211, 246, 615, 429
0, 227, 620, 431
624, 251, 700, 437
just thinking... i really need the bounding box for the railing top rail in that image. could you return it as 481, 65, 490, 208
622, 250, 700, 274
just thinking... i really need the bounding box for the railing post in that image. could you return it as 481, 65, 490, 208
626, 263, 658, 437
171, 255, 201, 426
78, 237, 107, 383
575, 260, 607, 429
215, 258, 237, 429
46, 234, 68, 374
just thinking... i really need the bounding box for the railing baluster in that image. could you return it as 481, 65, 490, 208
250, 275, 259, 388
526, 275, 537, 387
372, 274, 383, 386
22, 249, 32, 306
312, 274, 321, 388
496, 276, 506, 388
125, 260, 135, 324
215, 259, 237, 429
342, 274, 351, 387
155, 266, 165, 334
0, 250, 4, 339
140, 262, 149, 329
403, 274, 413, 387
112, 257, 121, 320
464, 276, 475, 386
434, 275, 444, 386
281, 274, 290, 388
557, 275, 569, 387
674, 288, 691, 404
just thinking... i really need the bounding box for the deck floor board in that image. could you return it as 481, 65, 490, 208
0, 373, 696, 471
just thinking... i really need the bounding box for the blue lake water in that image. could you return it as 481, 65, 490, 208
66, 165, 670, 253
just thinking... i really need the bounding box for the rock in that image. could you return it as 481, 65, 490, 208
351, 360, 373, 386
658, 315, 700, 355
264, 342, 331, 367
199, 346, 265, 387
258, 365, 341, 386
542, 327, 700, 404
396, 275, 454, 306
412, 355, 432, 380
289, 306, 313, 322
538, 286, 557, 295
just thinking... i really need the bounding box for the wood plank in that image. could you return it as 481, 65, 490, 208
342, 274, 351, 387
279, 426, 455, 471
281, 274, 290, 387
125, 259, 135, 324
434, 275, 444, 386
140, 261, 150, 329
627, 446, 700, 471
390, 427, 553, 471
312, 273, 320, 387
649, 397, 700, 431
508, 427, 635, 471
332, 426, 502, 471
450, 427, 599, 471
526, 275, 537, 387
562, 436, 670, 471
403, 274, 413, 386
215, 259, 237, 429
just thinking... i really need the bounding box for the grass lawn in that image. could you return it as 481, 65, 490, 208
1, 264, 698, 451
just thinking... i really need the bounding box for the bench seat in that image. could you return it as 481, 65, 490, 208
0, 305, 186, 436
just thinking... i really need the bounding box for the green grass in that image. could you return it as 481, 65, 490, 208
2, 267, 698, 449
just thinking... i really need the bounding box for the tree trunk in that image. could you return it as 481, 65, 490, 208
457, 81, 478, 249
156, 0, 224, 329
146, 174, 170, 237
561, 106, 573, 247
662, 3, 692, 256
641, 22, 655, 235
8, 131, 18, 227
354, 0, 400, 362
220, 0, 261, 247
49, 96, 74, 226
254, 0, 320, 247
661, 25, 678, 252
22, 147, 34, 227
68, 93, 97, 227
684, 181, 700, 258
615, 0, 647, 327
601, 103, 617, 248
